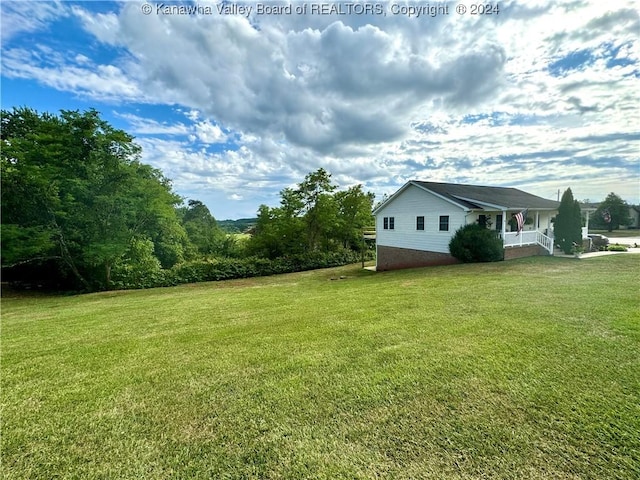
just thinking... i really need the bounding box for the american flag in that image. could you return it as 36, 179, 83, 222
602, 209, 611, 224
514, 209, 528, 235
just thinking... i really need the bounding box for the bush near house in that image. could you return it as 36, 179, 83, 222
449, 224, 504, 263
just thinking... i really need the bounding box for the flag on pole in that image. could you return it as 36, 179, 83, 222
513, 209, 528, 236
602, 209, 611, 224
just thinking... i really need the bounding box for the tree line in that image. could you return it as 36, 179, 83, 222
1, 108, 373, 291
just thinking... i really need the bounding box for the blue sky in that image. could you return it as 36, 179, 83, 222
2, 0, 639, 219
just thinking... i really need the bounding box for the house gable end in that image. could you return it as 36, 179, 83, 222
374, 181, 471, 215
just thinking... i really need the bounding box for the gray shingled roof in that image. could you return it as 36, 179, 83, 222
411, 181, 560, 210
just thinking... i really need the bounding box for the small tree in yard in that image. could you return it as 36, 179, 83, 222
555, 188, 582, 254
591, 192, 632, 232
449, 224, 503, 263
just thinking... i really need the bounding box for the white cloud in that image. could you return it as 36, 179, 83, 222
114, 112, 191, 135
2, 0, 638, 216
71, 5, 121, 45
194, 120, 227, 144
2, 47, 142, 102
114, 112, 229, 146
0, 0, 67, 42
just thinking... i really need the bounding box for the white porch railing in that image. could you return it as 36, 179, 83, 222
536, 231, 554, 254
501, 231, 554, 254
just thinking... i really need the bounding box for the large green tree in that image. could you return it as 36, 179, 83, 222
247, 169, 374, 259
247, 199, 306, 259
590, 193, 632, 232
297, 168, 338, 251
1, 108, 187, 290
554, 188, 583, 254
179, 200, 225, 256
334, 185, 375, 250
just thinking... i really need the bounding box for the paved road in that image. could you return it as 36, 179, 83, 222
607, 237, 640, 246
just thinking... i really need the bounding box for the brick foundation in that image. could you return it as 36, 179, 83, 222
503, 244, 550, 260
377, 243, 550, 270
376, 245, 459, 271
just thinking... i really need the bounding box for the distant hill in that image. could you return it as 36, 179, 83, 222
218, 218, 258, 233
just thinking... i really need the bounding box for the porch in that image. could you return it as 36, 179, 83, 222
501, 230, 554, 254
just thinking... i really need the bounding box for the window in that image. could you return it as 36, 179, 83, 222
389, 217, 395, 230
495, 214, 503, 231
383, 217, 395, 230
416, 216, 425, 230
383, 217, 388, 230
439, 215, 449, 231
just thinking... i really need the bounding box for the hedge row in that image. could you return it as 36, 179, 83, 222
112, 250, 371, 289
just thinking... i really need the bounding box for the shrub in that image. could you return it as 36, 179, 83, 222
158, 250, 368, 288
607, 244, 628, 252
449, 224, 504, 263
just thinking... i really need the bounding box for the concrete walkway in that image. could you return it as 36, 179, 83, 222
555, 247, 640, 259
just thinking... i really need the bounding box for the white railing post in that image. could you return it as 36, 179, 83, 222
503, 230, 553, 254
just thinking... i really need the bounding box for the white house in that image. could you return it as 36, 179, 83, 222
373, 181, 560, 270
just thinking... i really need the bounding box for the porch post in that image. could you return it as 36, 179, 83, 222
535, 211, 539, 232
585, 210, 590, 233
501, 210, 506, 246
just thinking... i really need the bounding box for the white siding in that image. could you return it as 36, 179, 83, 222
376, 185, 468, 254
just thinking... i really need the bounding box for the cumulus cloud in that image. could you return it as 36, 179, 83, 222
2, 0, 638, 216
65, 3, 509, 154
193, 120, 227, 144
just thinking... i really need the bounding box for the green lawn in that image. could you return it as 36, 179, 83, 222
2, 255, 639, 479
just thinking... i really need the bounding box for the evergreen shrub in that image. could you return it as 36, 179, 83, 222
449, 224, 504, 263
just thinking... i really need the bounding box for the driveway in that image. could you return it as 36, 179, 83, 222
607, 236, 640, 246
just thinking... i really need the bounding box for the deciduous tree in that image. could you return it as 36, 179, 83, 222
1, 108, 186, 290
247, 169, 374, 259
590, 193, 631, 232
180, 200, 225, 256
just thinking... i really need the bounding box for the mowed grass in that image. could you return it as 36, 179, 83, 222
2, 255, 639, 479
